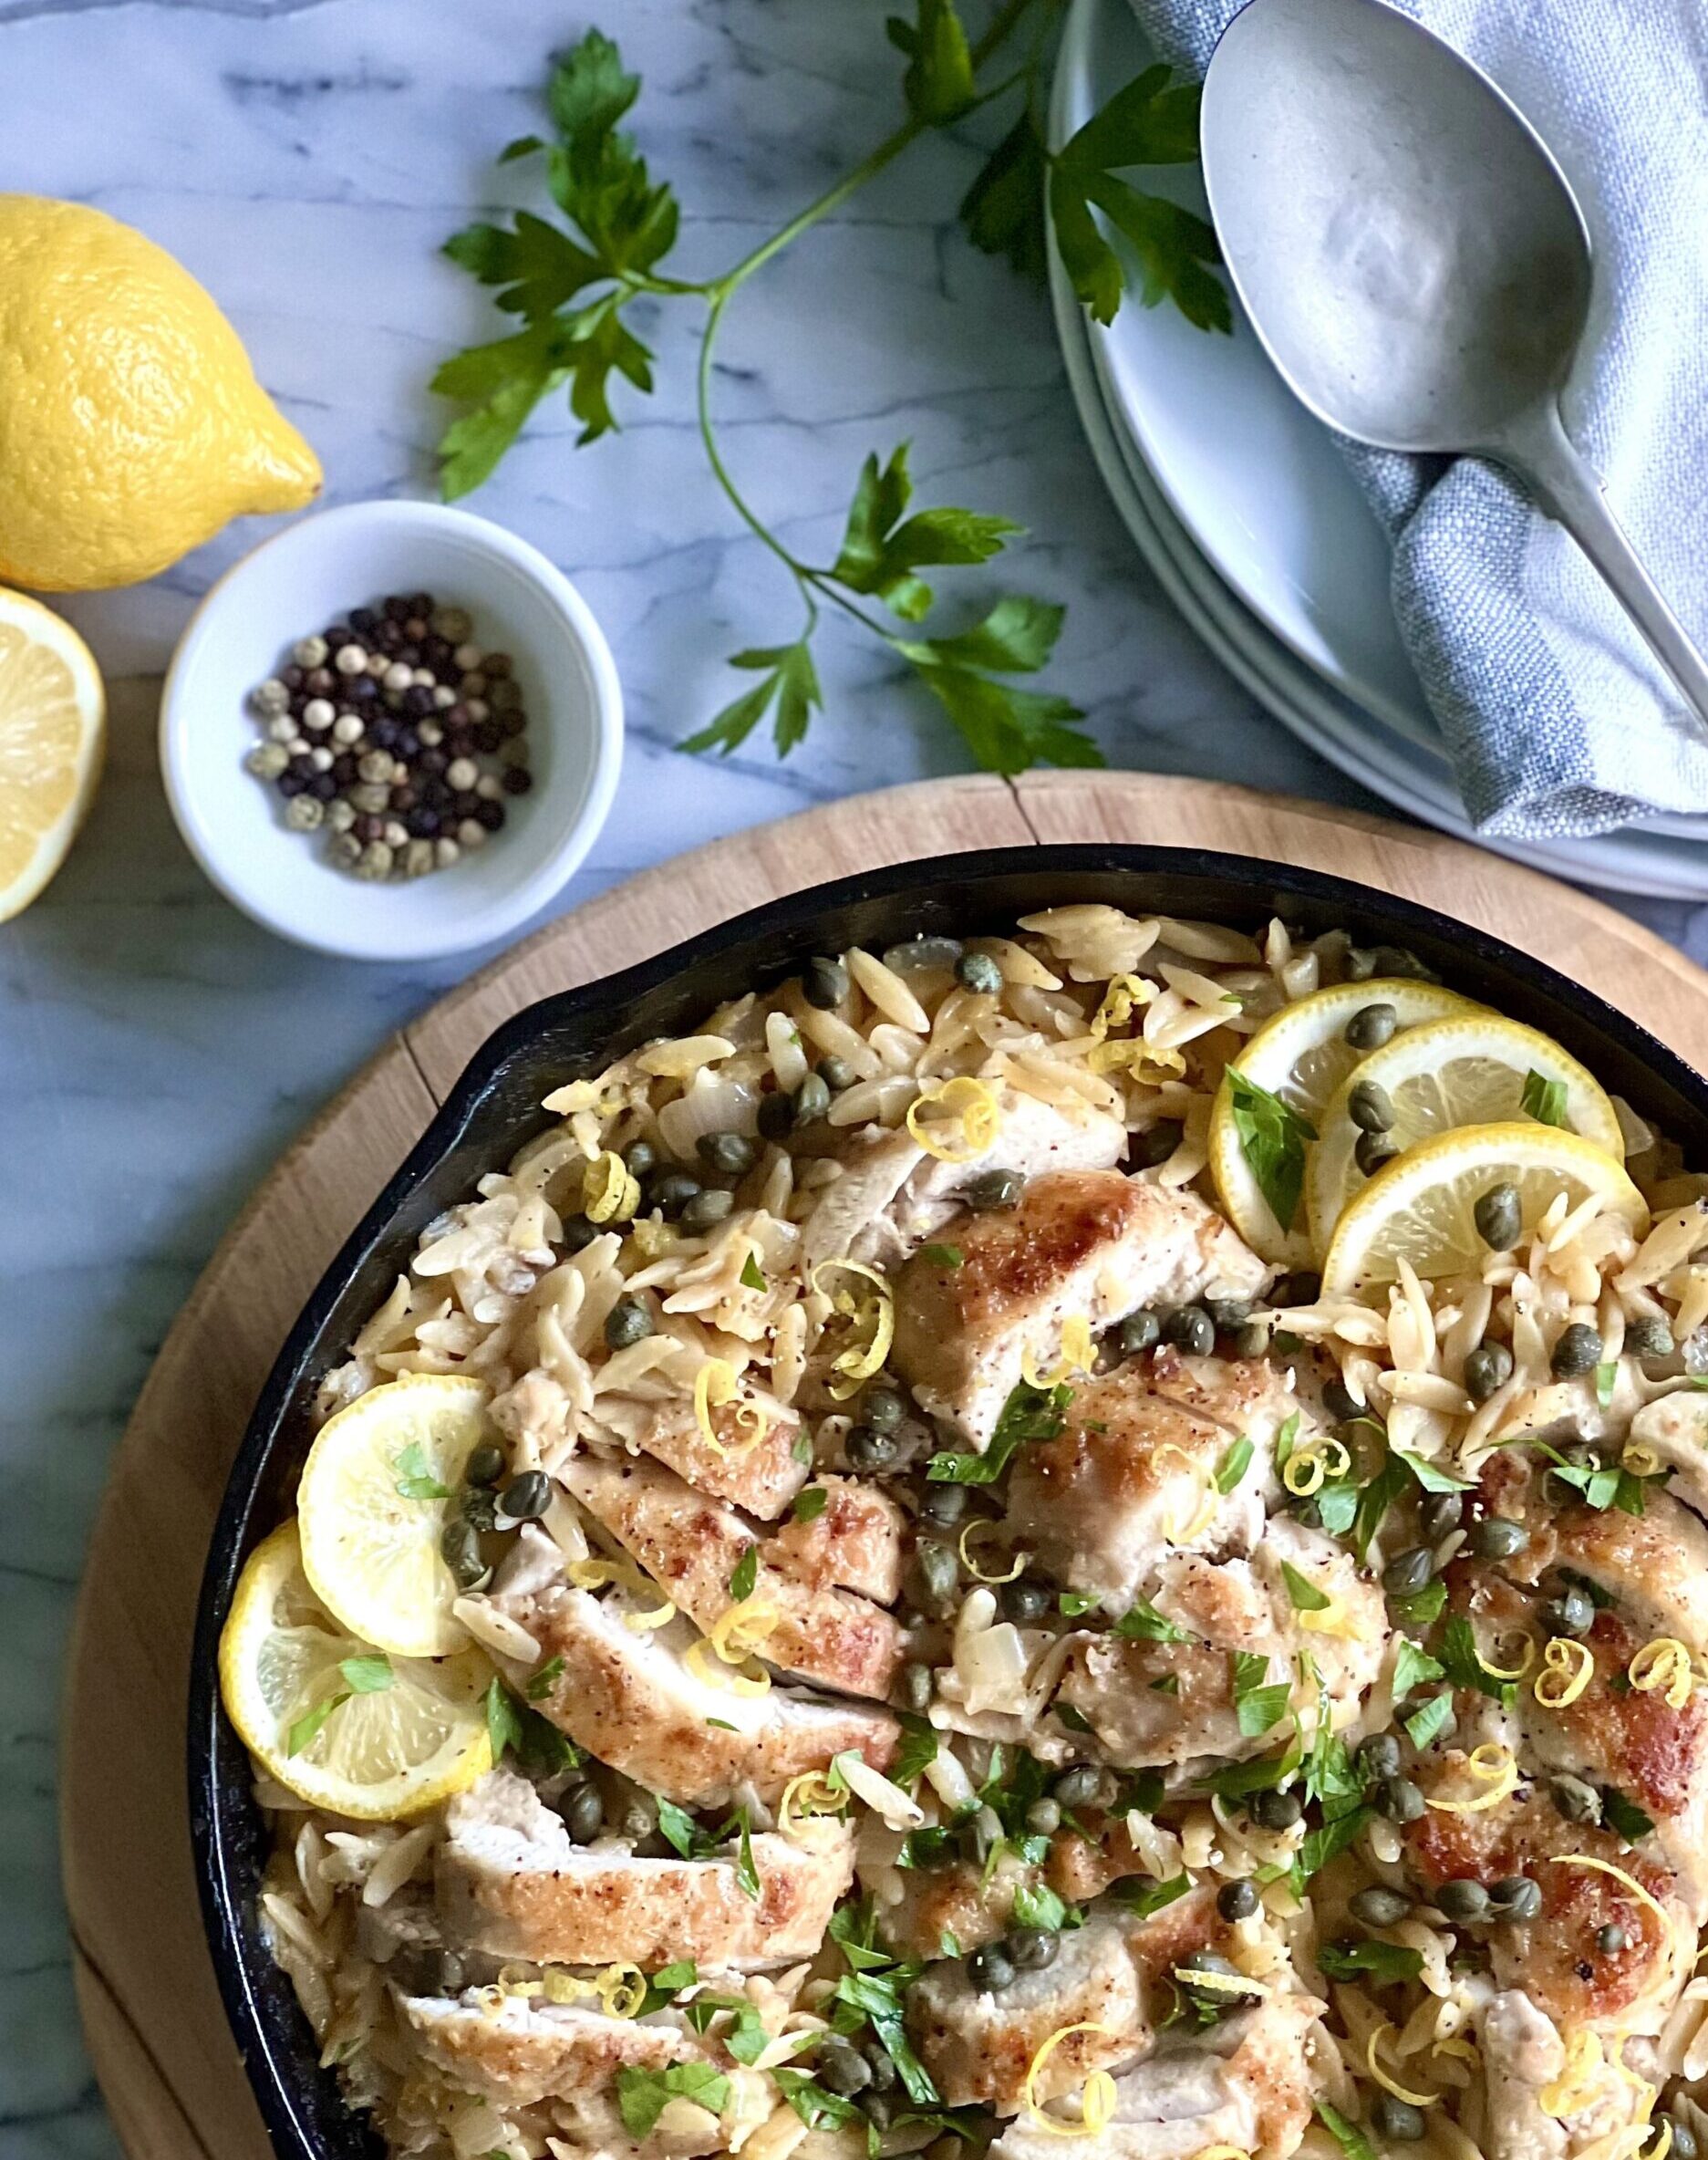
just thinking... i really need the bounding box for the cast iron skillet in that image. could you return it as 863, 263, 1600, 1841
189, 844, 1708, 2160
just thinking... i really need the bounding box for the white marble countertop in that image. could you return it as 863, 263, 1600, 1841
5, 1, 1707, 2152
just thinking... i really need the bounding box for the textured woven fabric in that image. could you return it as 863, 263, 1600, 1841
1127, 0, 1708, 837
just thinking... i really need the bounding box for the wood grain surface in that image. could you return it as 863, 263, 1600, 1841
59, 769, 1708, 2160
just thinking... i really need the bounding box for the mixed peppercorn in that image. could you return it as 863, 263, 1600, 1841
244, 592, 533, 881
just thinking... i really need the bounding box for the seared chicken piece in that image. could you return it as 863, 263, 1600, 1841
563, 1453, 905, 1701
1543, 1486, 1708, 1655
802, 1083, 1128, 1272
892, 1170, 1270, 1449
493, 1582, 897, 1806
762, 1474, 906, 1604
1005, 1350, 1299, 1608
1054, 1519, 1385, 1770
1479, 1991, 1568, 2160
400, 1992, 701, 2109
1625, 1388, 1708, 1528
634, 1397, 810, 1521
876, 1850, 1046, 1962
907, 1916, 1149, 2113
437, 1770, 854, 1970
989, 1994, 1322, 2160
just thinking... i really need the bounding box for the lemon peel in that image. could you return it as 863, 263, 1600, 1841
694, 1358, 769, 1457
1154, 1443, 1217, 1542
1481, 1631, 1537, 1681
1425, 1742, 1518, 1813
1022, 1316, 1095, 1389
0, 591, 105, 923
1535, 1637, 1595, 1708
1551, 1855, 1672, 1966
685, 1637, 771, 1696
710, 1594, 781, 1663
958, 1519, 1028, 1584
1630, 1638, 1698, 1711
906, 1075, 1001, 1163
811, 1260, 895, 1400
1541, 2029, 1605, 2118
583, 1150, 640, 1224
777, 1771, 848, 1837
1090, 973, 1155, 1039
1280, 1434, 1350, 1498
1366, 2024, 1439, 2108
1021, 2024, 1120, 2138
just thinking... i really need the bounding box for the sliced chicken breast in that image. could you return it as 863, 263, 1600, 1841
1479, 1990, 1568, 2160
762, 1474, 906, 1604
907, 1916, 1149, 2113
989, 1994, 1321, 2160
892, 1170, 1270, 1449
1053, 1520, 1385, 1770
563, 1453, 905, 1701
1622, 1387, 1708, 1530
494, 1581, 897, 1806
1005, 1351, 1299, 1608
633, 1397, 810, 1521
437, 1770, 854, 1970
875, 1850, 1046, 1963
400, 1992, 699, 2108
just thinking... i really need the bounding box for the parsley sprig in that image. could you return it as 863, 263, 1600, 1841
436, 7, 1226, 773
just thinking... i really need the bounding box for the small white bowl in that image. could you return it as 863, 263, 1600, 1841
160, 501, 623, 961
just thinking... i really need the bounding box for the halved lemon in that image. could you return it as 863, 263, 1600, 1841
1208, 978, 1481, 1263
296, 1373, 492, 1657
1308, 1014, 1625, 1250
1320, 1122, 1649, 1303
0, 588, 105, 921
218, 1521, 492, 1818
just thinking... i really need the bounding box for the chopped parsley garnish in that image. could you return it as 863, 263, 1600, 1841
1231, 1650, 1291, 1737
740, 1250, 767, 1291
1439, 1615, 1517, 1707
1596, 1359, 1619, 1409
1316, 2101, 1380, 2160
1114, 1594, 1195, 1645
1290, 1803, 1372, 1892
524, 1653, 564, 1701
1317, 1939, 1424, 1982
729, 1546, 759, 1602
482, 1676, 585, 1775
921, 1242, 965, 1269
774, 2069, 862, 2134
926, 1378, 1070, 1483
1199, 1739, 1302, 1799
1394, 1448, 1475, 1494
1280, 1560, 1331, 1613
684, 1992, 774, 2064
731, 1808, 760, 1898
1011, 1882, 1081, 1932
1151, 1673, 1181, 1695
1602, 1786, 1656, 1845
1403, 1693, 1454, 1749
1392, 1639, 1446, 1698
1521, 1068, 1570, 1128
792, 1429, 813, 1464
1226, 1067, 1316, 1231
1111, 1870, 1191, 1917
1388, 1579, 1448, 1629
890, 1713, 939, 1787
1216, 1435, 1255, 1494
792, 1483, 830, 1522
392, 1441, 453, 1501
617, 2062, 731, 2139
1054, 1700, 1095, 1734
1058, 1589, 1099, 1617
288, 1654, 395, 1755
1350, 1451, 1410, 1558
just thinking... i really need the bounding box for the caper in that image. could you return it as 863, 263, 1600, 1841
965, 1167, 1023, 1211
1249, 1787, 1303, 1831
1025, 1797, 1062, 1836
1217, 1878, 1261, 1922
1271, 1269, 1322, 1307
1551, 1322, 1603, 1379
1420, 1491, 1465, 1541
899, 1660, 934, 1713
698, 1129, 756, 1177
1464, 1340, 1515, 1404
1373, 2094, 1426, 2143
803, 956, 849, 1010
1007, 1926, 1060, 1971
681, 1188, 735, 1233
846, 1422, 907, 1471
1627, 1314, 1676, 1361
1475, 1181, 1523, 1250
1344, 1002, 1398, 1051
1382, 1546, 1435, 1596
651, 1170, 702, 1218
818, 1054, 857, 1094
560, 1214, 598, 1252
465, 1442, 504, 1488
1348, 1079, 1396, 1134
496, 1470, 552, 1524
558, 1781, 605, 1843
1358, 1733, 1403, 1783
1550, 1775, 1603, 1826
863, 2041, 899, 2092
1053, 1763, 1114, 1809
605, 1296, 654, 1350
1235, 1321, 1271, 1359
624, 1138, 659, 1179
1120, 1309, 1163, 1356
918, 1482, 968, 1530
815, 2035, 873, 2095
907, 1542, 959, 1614
1163, 1304, 1216, 1356
1541, 1585, 1596, 1638
957, 950, 1004, 995
1176, 1949, 1258, 2009
1597, 1922, 1628, 1956
1488, 1875, 1542, 1922
1373, 944, 1436, 981
440, 1516, 488, 1589
1435, 1878, 1491, 1923
757, 1091, 796, 1141
1206, 1296, 1254, 1329
1000, 1577, 1051, 1624
967, 1943, 1016, 1994
1355, 1129, 1400, 1177
958, 1803, 1003, 1866
1130, 1119, 1185, 1169
460, 1484, 498, 1534
1323, 1379, 1361, 1423
1351, 1885, 1413, 1927
1346, 947, 1379, 981
792, 1073, 832, 1125
1377, 1776, 1426, 1824
1467, 1513, 1527, 1560
1663, 2121, 1698, 2160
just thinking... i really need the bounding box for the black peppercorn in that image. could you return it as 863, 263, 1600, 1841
476, 799, 505, 831
502, 765, 533, 795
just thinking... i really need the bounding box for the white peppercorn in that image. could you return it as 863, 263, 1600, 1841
446, 756, 479, 791
246, 742, 289, 778
328, 830, 363, 867
434, 607, 473, 642
411, 667, 434, 688
474, 774, 502, 801
285, 794, 324, 830
292, 636, 329, 669
349, 781, 389, 815
434, 836, 461, 867
383, 661, 413, 692
453, 642, 482, 671
355, 840, 394, 879
326, 797, 357, 832
335, 643, 368, 676
266, 712, 297, 743
285, 736, 309, 757
365, 649, 389, 677
331, 713, 364, 747
357, 749, 394, 784
302, 697, 336, 731
457, 817, 486, 848
419, 720, 443, 747
402, 838, 435, 878
490, 677, 523, 712
430, 685, 457, 710
462, 696, 489, 722
252, 677, 291, 715
382, 817, 409, 848
309, 745, 334, 772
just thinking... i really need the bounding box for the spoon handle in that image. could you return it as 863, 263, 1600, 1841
1499, 401, 1708, 732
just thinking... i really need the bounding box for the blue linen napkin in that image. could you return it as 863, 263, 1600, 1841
1125, 0, 1708, 840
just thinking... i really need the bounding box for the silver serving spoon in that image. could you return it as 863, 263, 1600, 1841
1199, 0, 1708, 730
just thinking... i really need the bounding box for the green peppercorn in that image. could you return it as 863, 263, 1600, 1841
758, 1092, 796, 1141
1436, 1878, 1491, 1923
681, 1188, 735, 1233
1001, 1578, 1051, 1624
1420, 1491, 1465, 1541
623, 1138, 659, 1179
1053, 1763, 1113, 1809
958, 1803, 1002, 1866
1358, 1733, 1403, 1783
1344, 1002, 1398, 1051
815, 2036, 873, 2095
440, 1516, 487, 1590
558, 1782, 605, 1843
1348, 1079, 1396, 1133
1130, 1119, 1185, 1169
803, 956, 849, 1010
898, 1661, 934, 1713
1551, 1322, 1603, 1378
496, 1470, 551, 1524
1475, 1181, 1523, 1250
1206, 1296, 1254, 1329
956, 950, 1004, 995
1467, 1514, 1528, 1560
1662, 2121, 1697, 2160
1216, 1878, 1260, 1922
1272, 1269, 1322, 1306
1465, 1339, 1515, 1404
1378, 1776, 1426, 1823
560, 1215, 597, 1252
1025, 1797, 1062, 1837
1175, 1949, 1258, 2011
907, 1542, 959, 1615
606, 1296, 654, 1349
864, 1388, 906, 1434
1351, 1885, 1414, 1928
1323, 1379, 1361, 1422
698, 1129, 755, 1176
651, 1170, 701, 1217
846, 1424, 904, 1471
460, 1484, 498, 1534
965, 1167, 1023, 1210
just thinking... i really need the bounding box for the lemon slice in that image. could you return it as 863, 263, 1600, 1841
1308, 1014, 1626, 1250
296, 1374, 493, 1657
1208, 979, 1481, 1263
1320, 1122, 1649, 1303
0, 589, 105, 921
219, 1521, 492, 1819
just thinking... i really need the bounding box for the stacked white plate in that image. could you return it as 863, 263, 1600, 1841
1051, 0, 1708, 899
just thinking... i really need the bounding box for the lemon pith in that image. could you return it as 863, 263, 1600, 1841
0, 588, 104, 919
0, 195, 320, 591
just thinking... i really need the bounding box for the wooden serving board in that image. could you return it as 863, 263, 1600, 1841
59, 770, 1708, 2160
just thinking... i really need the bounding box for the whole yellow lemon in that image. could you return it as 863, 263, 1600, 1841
0, 196, 321, 591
